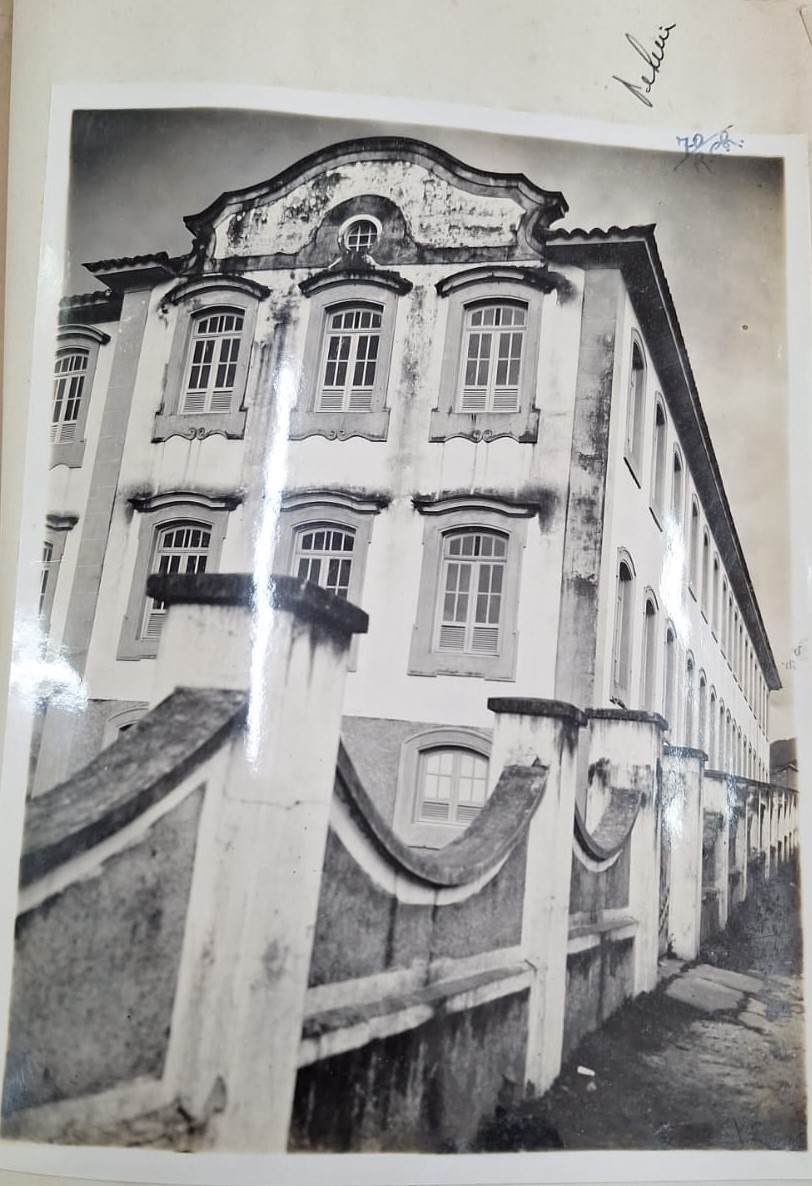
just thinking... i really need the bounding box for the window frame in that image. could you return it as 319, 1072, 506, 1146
640, 589, 659, 712
50, 325, 109, 469
117, 494, 232, 660
292, 277, 402, 442
688, 498, 700, 598
663, 620, 678, 737
649, 397, 667, 527
394, 726, 492, 849
101, 703, 149, 749
610, 549, 636, 707
408, 497, 530, 680
155, 276, 266, 442
430, 272, 544, 444
670, 446, 684, 530
623, 333, 647, 485
38, 513, 77, 630
273, 489, 383, 670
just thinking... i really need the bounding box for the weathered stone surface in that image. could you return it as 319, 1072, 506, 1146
665, 974, 743, 1013
692, 965, 764, 995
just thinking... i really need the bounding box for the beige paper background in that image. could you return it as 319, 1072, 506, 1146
0, 1, 811, 1184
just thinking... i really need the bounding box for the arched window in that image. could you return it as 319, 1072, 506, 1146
640, 592, 659, 711
664, 622, 678, 734
709, 689, 717, 767
394, 727, 492, 847
701, 530, 710, 616
698, 671, 708, 754
689, 500, 700, 592
292, 523, 355, 600
725, 709, 732, 773
52, 348, 90, 443
719, 701, 726, 769
721, 577, 728, 653
684, 653, 695, 746
712, 556, 720, 636
118, 493, 232, 661
182, 308, 246, 414
612, 553, 635, 704
459, 301, 527, 413
39, 540, 55, 616
436, 527, 508, 656
142, 521, 212, 640
625, 337, 647, 476
650, 400, 667, 519
317, 303, 384, 412
671, 448, 684, 527
415, 746, 490, 826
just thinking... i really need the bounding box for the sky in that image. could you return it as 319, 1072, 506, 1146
64, 107, 793, 738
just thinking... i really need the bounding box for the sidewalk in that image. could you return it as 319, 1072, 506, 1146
476, 857, 806, 1151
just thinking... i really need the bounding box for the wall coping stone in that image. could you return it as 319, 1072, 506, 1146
586, 707, 669, 730
487, 697, 587, 726
336, 741, 547, 888
664, 744, 708, 761
20, 688, 247, 888
146, 572, 369, 639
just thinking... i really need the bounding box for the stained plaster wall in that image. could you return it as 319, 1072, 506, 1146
2, 786, 203, 1115
290, 989, 529, 1153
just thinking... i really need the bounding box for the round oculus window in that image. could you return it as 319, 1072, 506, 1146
343, 218, 379, 253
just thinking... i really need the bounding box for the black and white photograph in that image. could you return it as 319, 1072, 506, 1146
0, 90, 807, 1168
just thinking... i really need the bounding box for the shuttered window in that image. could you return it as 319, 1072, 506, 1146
52, 349, 89, 442
416, 747, 489, 826
292, 524, 354, 599
436, 529, 506, 656
181, 310, 245, 414
317, 305, 382, 412
459, 303, 526, 413
141, 522, 211, 640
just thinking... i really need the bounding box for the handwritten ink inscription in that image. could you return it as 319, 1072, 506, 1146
613, 24, 676, 108
675, 125, 745, 171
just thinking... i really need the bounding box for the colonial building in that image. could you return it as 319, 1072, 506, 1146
34, 137, 779, 832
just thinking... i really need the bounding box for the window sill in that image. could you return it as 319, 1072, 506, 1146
408, 650, 516, 681
153, 411, 247, 442
688, 583, 697, 602
289, 409, 390, 442
429, 409, 539, 444
50, 439, 87, 469
649, 503, 664, 531
623, 453, 642, 489
396, 820, 472, 850
116, 640, 159, 661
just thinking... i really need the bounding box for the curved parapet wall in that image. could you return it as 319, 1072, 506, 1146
19, 687, 247, 888
335, 740, 547, 890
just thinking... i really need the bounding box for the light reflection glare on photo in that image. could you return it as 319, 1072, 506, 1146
10, 617, 87, 713
246, 358, 298, 767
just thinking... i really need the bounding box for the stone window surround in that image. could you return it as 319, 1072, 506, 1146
117, 491, 237, 661
648, 395, 667, 529
688, 496, 701, 600
430, 269, 545, 444
610, 547, 636, 708
50, 325, 110, 470
639, 586, 659, 711
39, 513, 78, 629
290, 272, 409, 442
393, 725, 492, 850
623, 331, 647, 487
101, 702, 149, 749
408, 495, 532, 681
153, 275, 268, 443
273, 488, 386, 669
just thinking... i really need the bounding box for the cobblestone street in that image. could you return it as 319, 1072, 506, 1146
478, 857, 806, 1151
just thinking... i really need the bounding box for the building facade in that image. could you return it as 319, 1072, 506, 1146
33, 138, 780, 833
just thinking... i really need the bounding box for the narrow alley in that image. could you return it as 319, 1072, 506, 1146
477, 857, 806, 1151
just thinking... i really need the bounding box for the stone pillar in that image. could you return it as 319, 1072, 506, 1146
587, 710, 666, 995
154, 573, 368, 1152
663, 746, 705, 962
487, 697, 585, 1097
